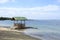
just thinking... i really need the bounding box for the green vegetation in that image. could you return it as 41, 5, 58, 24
0, 17, 11, 20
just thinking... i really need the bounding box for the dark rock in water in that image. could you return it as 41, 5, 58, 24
14, 27, 38, 30
24, 27, 38, 29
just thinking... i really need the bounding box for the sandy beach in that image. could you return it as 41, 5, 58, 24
0, 27, 41, 40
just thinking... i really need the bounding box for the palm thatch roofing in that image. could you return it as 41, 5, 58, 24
14, 17, 27, 21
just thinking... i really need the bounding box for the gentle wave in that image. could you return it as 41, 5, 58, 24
24, 29, 60, 40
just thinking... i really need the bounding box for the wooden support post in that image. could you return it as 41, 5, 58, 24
24, 20, 25, 27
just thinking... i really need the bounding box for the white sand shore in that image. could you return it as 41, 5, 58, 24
0, 27, 41, 40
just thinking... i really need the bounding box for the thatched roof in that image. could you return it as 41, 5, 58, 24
14, 17, 27, 21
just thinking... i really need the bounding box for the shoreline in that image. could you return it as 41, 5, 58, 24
0, 27, 41, 40
25, 34, 43, 40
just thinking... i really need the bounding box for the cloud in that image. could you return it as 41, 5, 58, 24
0, 5, 60, 19
0, 0, 15, 3
41, 5, 59, 11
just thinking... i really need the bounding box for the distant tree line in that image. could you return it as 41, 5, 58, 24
0, 17, 15, 20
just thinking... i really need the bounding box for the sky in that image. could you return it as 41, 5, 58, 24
0, 0, 60, 20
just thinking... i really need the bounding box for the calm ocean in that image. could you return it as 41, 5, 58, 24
0, 20, 60, 40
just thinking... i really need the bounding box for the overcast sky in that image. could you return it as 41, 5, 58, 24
0, 0, 60, 20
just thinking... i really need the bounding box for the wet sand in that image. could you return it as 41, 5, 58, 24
0, 27, 41, 40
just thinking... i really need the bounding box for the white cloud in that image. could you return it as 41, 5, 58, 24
42, 5, 59, 11
0, 0, 15, 3
0, 5, 60, 19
